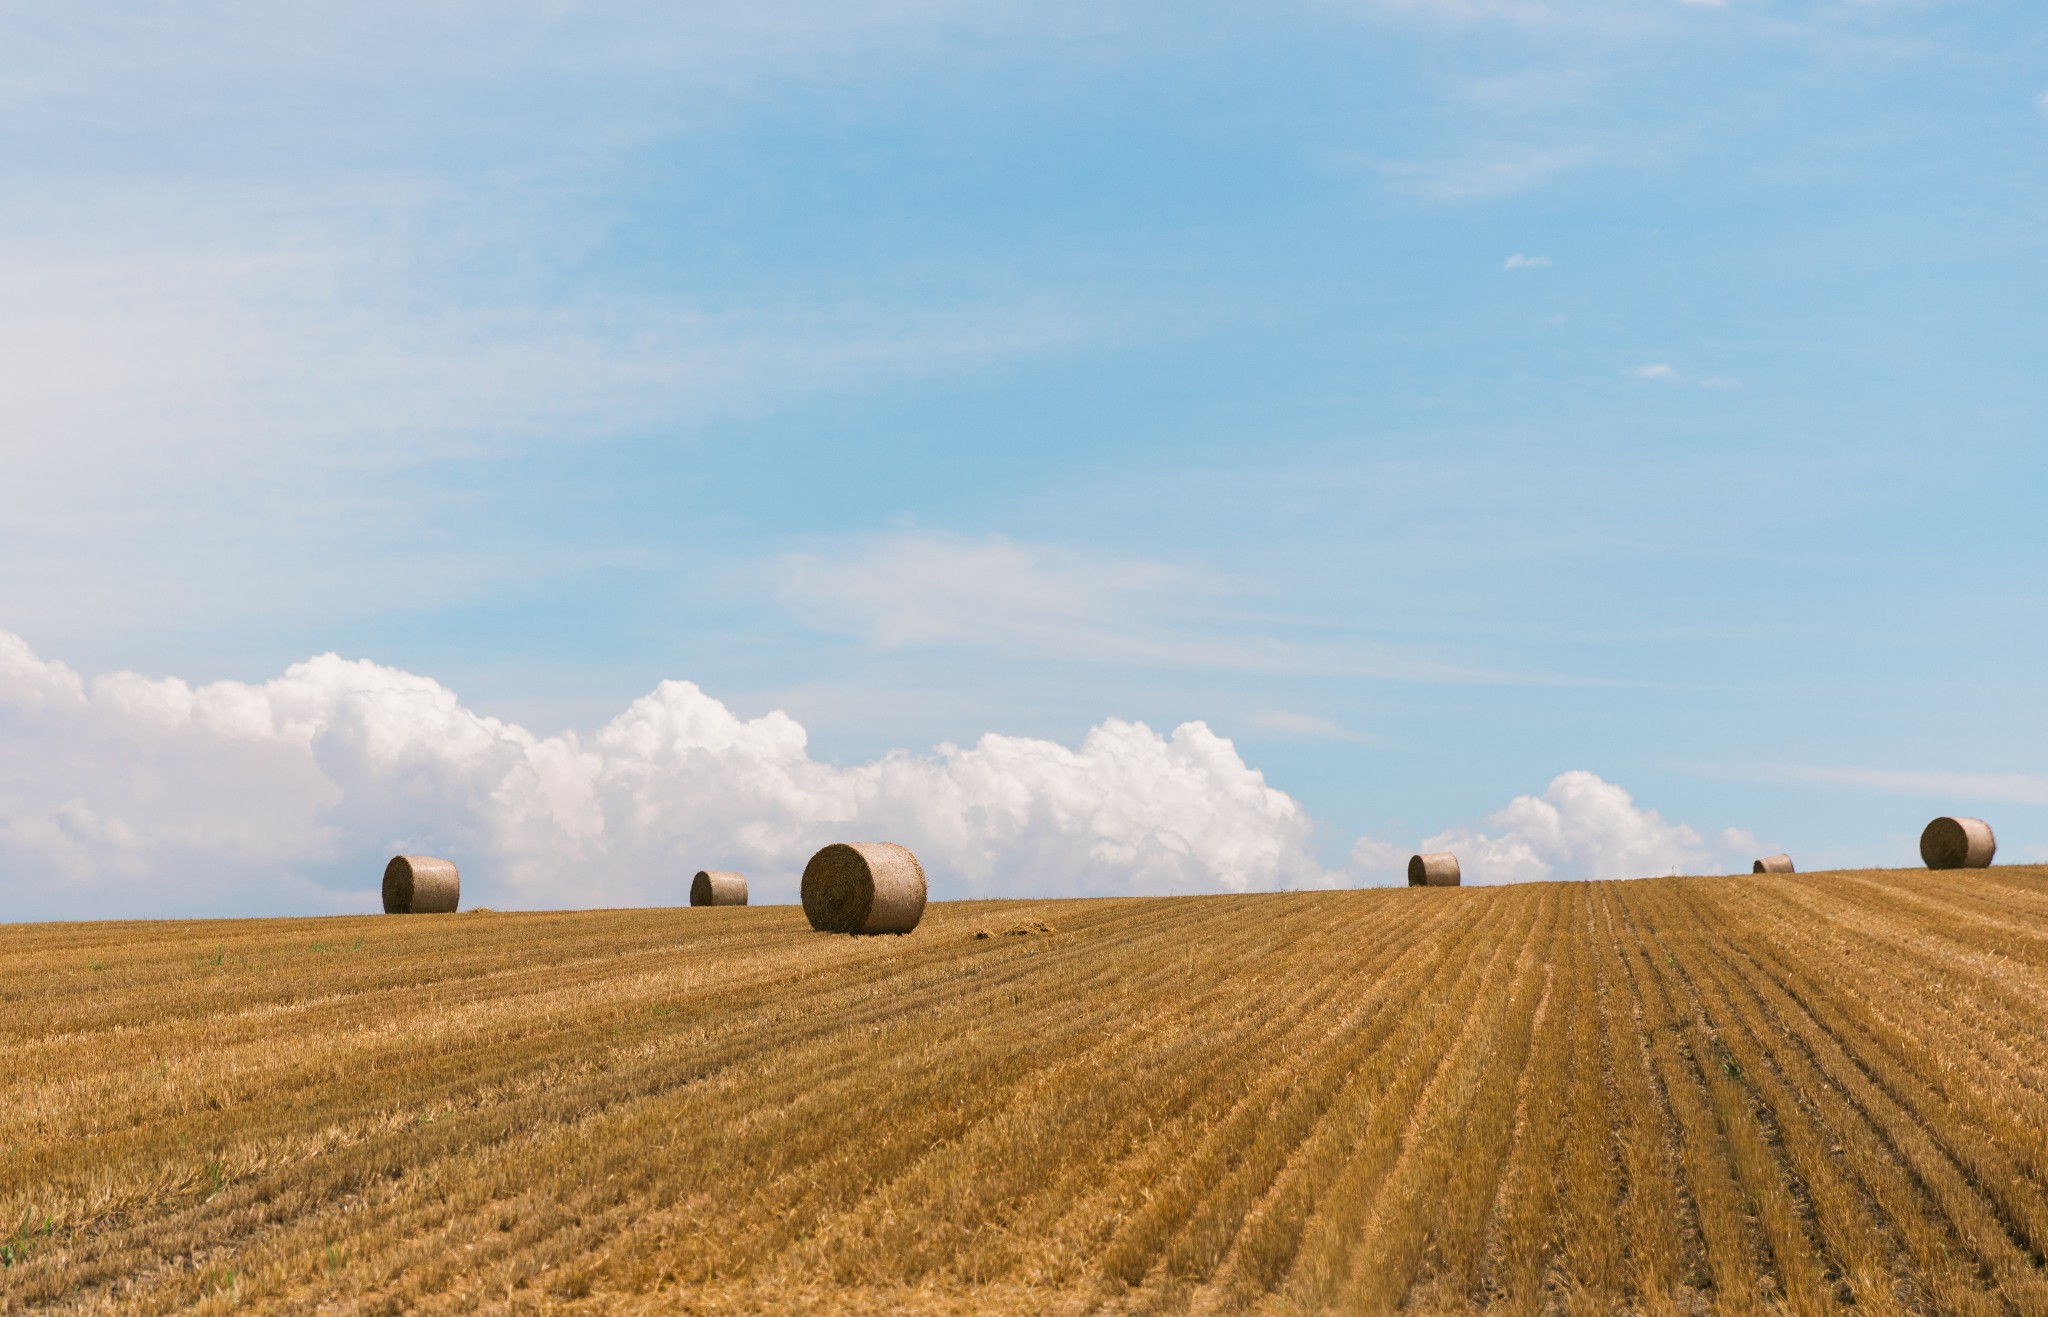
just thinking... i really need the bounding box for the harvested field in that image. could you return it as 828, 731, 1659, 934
7, 866, 2048, 1314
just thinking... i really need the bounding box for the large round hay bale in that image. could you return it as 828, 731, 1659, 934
1920, 816, 1996, 870
690, 870, 748, 907
1752, 853, 1795, 874
1407, 852, 1461, 887
801, 842, 927, 934
383, 855, 460, 914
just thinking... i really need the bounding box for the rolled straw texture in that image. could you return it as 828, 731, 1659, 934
383, 856, 460, 914
801, 842, 927, 934
1920, 816, 1996, 870
1407, 852, 1461, 887
690, 870, 748, 907
1752, 853, 1795, 874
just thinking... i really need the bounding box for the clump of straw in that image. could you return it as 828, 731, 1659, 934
975, 920, 1055, 939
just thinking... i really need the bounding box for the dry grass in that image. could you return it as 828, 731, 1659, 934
7, 867, 2048, 1313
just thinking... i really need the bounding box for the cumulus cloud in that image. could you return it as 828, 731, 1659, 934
0, 632, 1332, 920
1348, 770, 1759, 885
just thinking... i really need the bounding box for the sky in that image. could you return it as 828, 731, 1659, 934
2, 0, 2044, 918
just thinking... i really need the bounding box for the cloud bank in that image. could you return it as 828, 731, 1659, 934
0, 632, 1329, 920
1351, 769, 1760, 885
0, 633, 1769, 920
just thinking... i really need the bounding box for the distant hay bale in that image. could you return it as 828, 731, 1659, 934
1752, 853, 1795, 874
690, 870, 748, 907
382, 856, 460, 914
801, 842, 927, 934
1920, 816, 1996, 870
1408, 852, 1461, 887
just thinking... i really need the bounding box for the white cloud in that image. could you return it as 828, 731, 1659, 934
2037, 90, 2048, 115
1503, 253, 1550, 269
1675, 0, 1725, 8
1348, 770, 1760, 884
1633, 362, 1677, 380
0, 631, 1332, 919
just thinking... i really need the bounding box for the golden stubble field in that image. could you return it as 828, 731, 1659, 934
7, 867, 2048, 1315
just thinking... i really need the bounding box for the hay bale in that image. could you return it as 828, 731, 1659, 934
690, 870, 748, 907
801, 842, 927, 934
1408, 852, 1461, 887
1920, 816, 1996, 870
382, 856, 460, 914
1752, 853, 1795, 874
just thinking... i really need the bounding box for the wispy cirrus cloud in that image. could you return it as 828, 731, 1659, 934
1756, 765, 2048, 807
1503, 253, 1550, 269
1630, 363, 1741, 390
1377, 146, 1594, 201
0, 201, 1116, 644
776, 533, 1539, 684
1242, 710, 1374, 743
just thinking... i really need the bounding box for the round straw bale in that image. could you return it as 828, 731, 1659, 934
690, 870, 748, 907
1752, 853, 1795, 874
801, 842, 927, 934
1407, 852, 1461, 887
382, 855, 460, 914
1920, 816, 1996, 870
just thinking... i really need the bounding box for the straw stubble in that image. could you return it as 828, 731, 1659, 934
13, 868, 2048, 1313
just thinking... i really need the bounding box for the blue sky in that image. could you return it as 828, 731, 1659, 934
1, 1, 2045, 914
